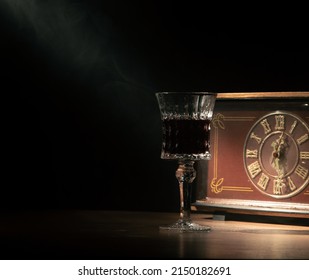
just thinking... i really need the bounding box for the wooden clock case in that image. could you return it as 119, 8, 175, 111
193, 92, 309, 218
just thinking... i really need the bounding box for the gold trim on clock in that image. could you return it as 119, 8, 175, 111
224, 117, 256, 122
210, 177, 253, 194
210, 113, 254, 194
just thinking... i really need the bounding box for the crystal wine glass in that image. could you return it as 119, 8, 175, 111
156, 92, 217, 231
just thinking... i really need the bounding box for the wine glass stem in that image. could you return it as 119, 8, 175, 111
176, 160, 196, 223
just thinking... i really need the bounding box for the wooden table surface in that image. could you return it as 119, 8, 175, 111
0, 210, 308, 260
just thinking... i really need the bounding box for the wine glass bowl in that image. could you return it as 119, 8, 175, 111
156, 92, 217, 231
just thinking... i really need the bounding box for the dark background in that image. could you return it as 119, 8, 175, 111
1, 0, 308, 212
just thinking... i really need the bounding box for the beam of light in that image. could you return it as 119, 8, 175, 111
2, 0, 115, 79
2, 0, 157, 122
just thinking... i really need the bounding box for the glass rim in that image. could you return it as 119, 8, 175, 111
155, 91, 217, 96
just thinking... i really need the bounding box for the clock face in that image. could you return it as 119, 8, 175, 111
243, 111, 309, 199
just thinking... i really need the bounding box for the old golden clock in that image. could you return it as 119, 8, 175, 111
244, 111, 309, 199
193, 92, 309, 218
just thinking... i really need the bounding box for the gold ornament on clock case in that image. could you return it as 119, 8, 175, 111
243, 111, 309, 199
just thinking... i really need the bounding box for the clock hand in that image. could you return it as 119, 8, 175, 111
271, 132, 287, 177
272, 132, 284, 158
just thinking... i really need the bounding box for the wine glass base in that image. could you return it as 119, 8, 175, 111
159, 219, 211, 232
